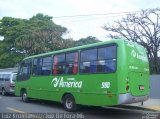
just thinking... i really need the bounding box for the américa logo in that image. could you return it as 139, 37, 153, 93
51, 77, 83, 88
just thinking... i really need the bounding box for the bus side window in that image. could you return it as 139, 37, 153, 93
80, 48, 97, 73
97, 60, 105, 72
80, 45, 117, 74
53, 54, 65, 75
73, 53, 78, 74
90, 61, 96, 73
33, 56, 52, 76
73, 63, 78, 74
42, 57, 52, 75
97, 60, 116, 72
80, 62, 90, 73
105, 60, 116, 72
97, 46, 117, 73
65, 64, 72, 74
66, 52, 78, 75
53, 52, 78, 75
53, 56, 58, 75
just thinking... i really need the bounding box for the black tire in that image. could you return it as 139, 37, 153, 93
2, 88, 6, 96
63, 94, 77, 112
21, 90, 29, 102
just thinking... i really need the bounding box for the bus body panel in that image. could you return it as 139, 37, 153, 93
15, 39, 150, 107
117, 40, 149, 104
126, 41, 149, 97
16, 73, 118, 106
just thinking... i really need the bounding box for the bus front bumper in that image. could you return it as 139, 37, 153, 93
118, 93, 149, 104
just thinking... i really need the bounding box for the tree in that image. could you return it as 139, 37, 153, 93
15, 13, 72, 55
0, 13, 74, 68
0, 17, 26, 68
103, 8, 160, 74
74, 36, 100, 47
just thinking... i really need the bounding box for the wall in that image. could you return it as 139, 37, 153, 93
150, 75, 160, 99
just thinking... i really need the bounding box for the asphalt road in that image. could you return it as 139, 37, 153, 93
0, 94, 157, 119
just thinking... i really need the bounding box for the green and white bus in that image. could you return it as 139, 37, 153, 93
15, 39, 150, 111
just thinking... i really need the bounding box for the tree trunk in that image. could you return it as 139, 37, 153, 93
153, 48, 159, 73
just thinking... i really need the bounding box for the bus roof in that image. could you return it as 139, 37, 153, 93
24, 39, 127, 60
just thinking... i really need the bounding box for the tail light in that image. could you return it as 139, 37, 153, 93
126, 77, 129, 92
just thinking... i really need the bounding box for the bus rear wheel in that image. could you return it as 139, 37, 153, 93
21, 90, 29, 102
63, 94, 77, 112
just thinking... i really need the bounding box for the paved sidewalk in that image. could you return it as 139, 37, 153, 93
129, 98, 160, 111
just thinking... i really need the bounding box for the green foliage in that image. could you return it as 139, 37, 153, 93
15, 13, 69, 55
0, 13, 72, 68
0, 40, 23, 68
74, 36, 100, 47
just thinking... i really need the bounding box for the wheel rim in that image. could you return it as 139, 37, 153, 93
65, 98, 73, 109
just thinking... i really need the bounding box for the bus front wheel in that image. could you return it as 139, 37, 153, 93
21, 90, 29, 102
63, 94, 77, 112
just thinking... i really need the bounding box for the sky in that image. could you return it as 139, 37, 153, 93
0, 0, 160, 41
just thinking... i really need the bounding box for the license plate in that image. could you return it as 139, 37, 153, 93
139, 85, 144, 90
